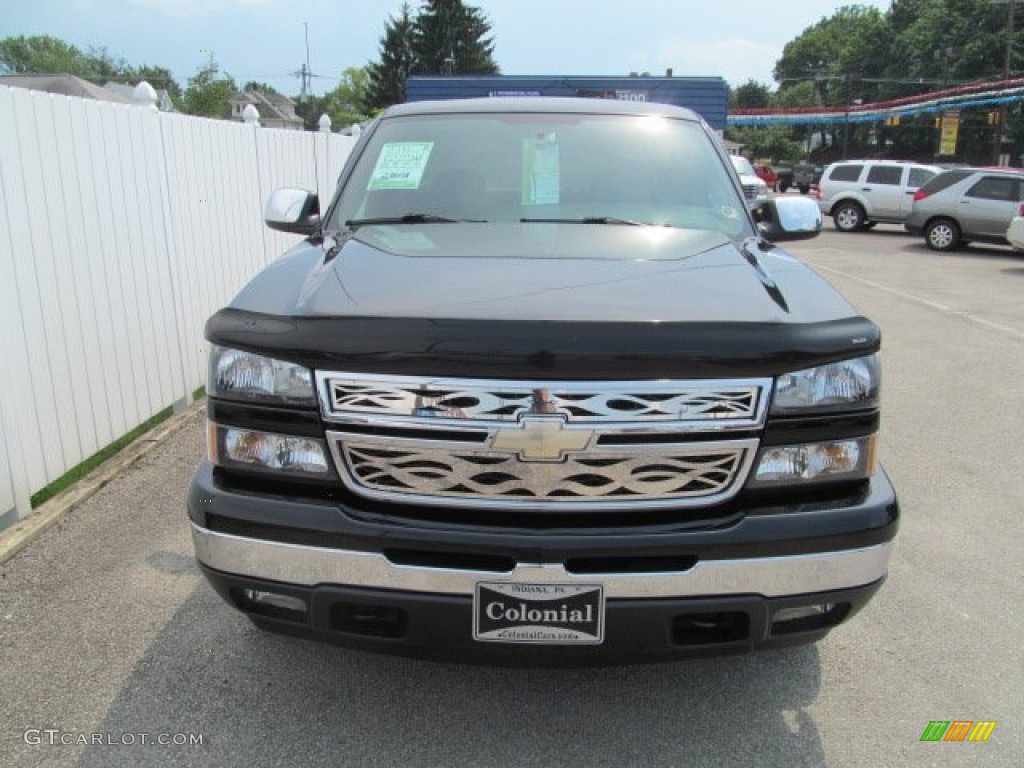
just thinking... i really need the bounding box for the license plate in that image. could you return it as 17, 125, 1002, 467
473, 582, 605, 644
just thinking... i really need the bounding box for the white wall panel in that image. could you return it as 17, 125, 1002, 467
0, 88, 35, 521
0, 86, 352, 525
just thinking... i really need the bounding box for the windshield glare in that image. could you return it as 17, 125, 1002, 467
330, 112, 750, 239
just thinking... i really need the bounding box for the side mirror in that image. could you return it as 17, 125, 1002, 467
754, 196, 822, 242
264, 188, 320, 235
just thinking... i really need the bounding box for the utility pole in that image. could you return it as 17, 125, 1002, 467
294, 62, 311, 101
843, 75, 850, 160
991, 0, 1017, 164
290, 22, 317, 103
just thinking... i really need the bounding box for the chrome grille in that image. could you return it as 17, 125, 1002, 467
319, 373, 768, 425
742, 183, 758, 201
330, 437, 755, 510
318, 373, 769, 512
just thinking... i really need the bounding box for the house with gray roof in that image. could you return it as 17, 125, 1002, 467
103, 81, 175, 112
229, 89, 304, 130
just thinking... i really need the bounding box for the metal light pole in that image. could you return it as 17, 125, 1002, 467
991, 0, 1017, 164
843, 75, 850, 160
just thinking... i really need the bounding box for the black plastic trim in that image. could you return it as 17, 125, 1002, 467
208, 398, 323, 437
200, 565, 884, 665
762, 411, 879, 445
188, 461, 898, 562
206, 308, 881, 380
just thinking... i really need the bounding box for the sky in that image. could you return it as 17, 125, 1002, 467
3, 0, 893, 96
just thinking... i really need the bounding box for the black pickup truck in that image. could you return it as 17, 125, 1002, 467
777, 162, 822, 194
188, 98, 897, 664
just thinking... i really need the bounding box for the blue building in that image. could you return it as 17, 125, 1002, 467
405, 75, 729, 131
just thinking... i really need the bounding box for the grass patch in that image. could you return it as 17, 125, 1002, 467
192, 385, 206, 402
30, 405, 175, 508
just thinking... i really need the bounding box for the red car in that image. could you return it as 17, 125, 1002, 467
755, 164, 780, 190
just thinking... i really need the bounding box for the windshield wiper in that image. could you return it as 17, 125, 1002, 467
345, 213, 484, 228
520, 216, 651, 226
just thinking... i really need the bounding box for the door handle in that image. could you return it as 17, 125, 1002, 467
861, 187, 872, 191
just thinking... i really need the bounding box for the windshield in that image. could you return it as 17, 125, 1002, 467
329, 112, 750, 239
730, 155, 756, 176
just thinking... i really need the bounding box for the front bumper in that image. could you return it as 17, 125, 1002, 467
188, 463, 897, 663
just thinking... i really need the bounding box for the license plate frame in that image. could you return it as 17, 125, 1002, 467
473, 582, 605, 645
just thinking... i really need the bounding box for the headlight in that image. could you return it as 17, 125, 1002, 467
208, 421, 331, 476
771, 354, 879, 414
747, 436, 877, 488
209, 346, 314, 405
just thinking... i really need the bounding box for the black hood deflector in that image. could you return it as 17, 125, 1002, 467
206, 308, 879, 380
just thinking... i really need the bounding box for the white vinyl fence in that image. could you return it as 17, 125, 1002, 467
0, 85, 355, 528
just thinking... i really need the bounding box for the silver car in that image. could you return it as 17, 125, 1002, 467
905, 168, 1024, 251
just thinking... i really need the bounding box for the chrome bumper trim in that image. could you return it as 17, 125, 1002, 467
192, 524, 892, 599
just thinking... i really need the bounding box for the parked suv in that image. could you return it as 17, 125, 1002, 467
906, 168, 1024, 251
188, 98, 897, 664
818, 160, 940, 232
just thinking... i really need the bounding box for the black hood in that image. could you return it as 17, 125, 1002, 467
231, 223, 854, 325
209, 223, 878, 379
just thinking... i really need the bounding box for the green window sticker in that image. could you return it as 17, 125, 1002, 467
368, 142, 434, 190
521, 132, 560, 205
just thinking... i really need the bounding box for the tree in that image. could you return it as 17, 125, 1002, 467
364, 3, 417, 111
324, 66, 371, 128
131, 66, 181, 102
730, 80, 771, 110
111, 64, 182, 103
181, 55, 236, 118
885, 0, 1014, 88
725, 124, 803, 164
243, 80, 277, 93
774, 6, 890, 106
294, 67, 371, 130
362, 1, 499, 111
728, 81, 805, 163
84, 45, 130, 82
0, 35, 97, 78
0, 34, 183, 103
412, 0, 498, 75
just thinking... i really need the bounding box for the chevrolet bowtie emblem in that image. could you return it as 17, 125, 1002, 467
491, 417, 594, 462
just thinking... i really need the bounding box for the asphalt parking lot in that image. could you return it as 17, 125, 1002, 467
1, 224, 1022, 768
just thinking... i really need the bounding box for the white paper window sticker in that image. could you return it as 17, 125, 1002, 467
521, 132, 560, 205
368, 142, 434, 190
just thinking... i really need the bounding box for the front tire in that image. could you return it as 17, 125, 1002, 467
833, 201, 866, 232
799, 185, 810, 194
925, 218, 961, 251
